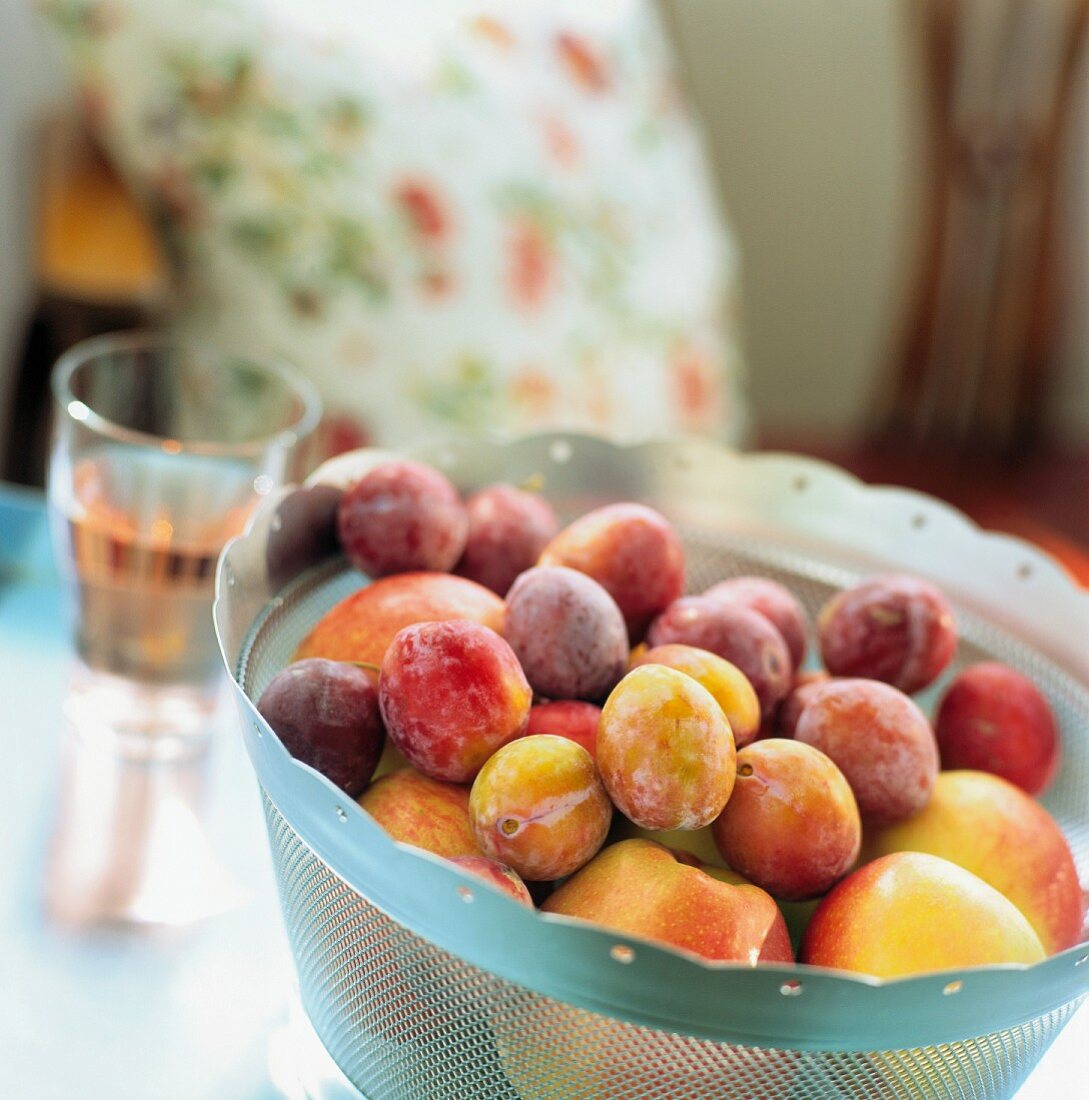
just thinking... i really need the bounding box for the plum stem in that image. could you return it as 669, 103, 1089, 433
518, 473, 546, 493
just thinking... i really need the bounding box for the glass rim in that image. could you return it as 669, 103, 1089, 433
51, 330, 323, 458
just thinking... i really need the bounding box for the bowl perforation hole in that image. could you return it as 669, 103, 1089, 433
549, 440, 573, 465
943, 980, 964, 996
610, 945, 635, 964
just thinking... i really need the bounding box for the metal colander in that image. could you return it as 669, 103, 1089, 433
214, 434, 1089, 1100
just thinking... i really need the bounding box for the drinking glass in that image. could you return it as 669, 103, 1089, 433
48, 332, 321, 759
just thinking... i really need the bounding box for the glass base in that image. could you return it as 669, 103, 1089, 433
43, 664, 245, 928
63, 661, 219, 762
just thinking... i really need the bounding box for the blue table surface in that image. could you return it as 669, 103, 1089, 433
1, 484, 1085, 1099
1, 485, 289, 1099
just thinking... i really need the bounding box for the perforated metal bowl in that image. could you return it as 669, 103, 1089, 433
215, 434, 1089, 1100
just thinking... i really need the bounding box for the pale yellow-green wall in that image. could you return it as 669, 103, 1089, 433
663, 0, 925, 439
664, 0, 1089, 444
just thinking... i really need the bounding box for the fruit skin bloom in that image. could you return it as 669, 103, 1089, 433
934, 662, 1060, 796
597, 665, 736, 831
539, 503, 686, 641
817, 574, 956, 694
469, 735, 612, 881
646, 596, 792, 719
794, 679, 938, 827
379, 620, 531, 784
455, 484, 558, 597
504, 566, 628, 702
336, 460, 468, 577
257, 658, 384, 796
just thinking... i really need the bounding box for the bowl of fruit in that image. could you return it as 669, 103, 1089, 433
214, 433, 1089, 1100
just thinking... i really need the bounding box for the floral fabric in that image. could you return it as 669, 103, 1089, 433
41, 0, 748, 452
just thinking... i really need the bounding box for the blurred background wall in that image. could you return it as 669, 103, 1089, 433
661, 0, 1089, 448
663, 0, 922, 442
2, 0, 1087, 454
1056, 63, 1089, 442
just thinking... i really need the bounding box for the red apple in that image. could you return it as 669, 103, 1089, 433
543, 839, 794, 965
357, 767, 481, 859
447, 855, 534, 907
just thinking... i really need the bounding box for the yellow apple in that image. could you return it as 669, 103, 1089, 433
861, 770, 1085, 954
801, 851, 1045, 978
